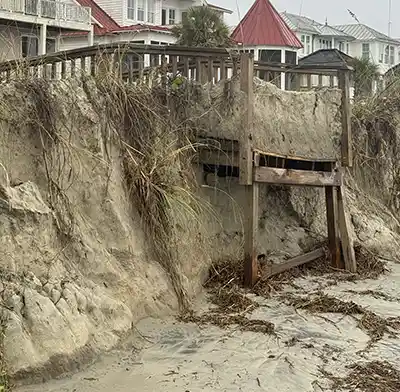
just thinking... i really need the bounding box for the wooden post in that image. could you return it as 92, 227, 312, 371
337, 184, 357, 272
220, 58, 226, 81
61, 60, 67, 79
244, 152, 259, 287
318, 74, 323, 87
195, 57, 202, 82
295, 73, 301, 91
207, 58, 213, 83
171, 55, 178, 76
325, 186, 343, 269
239, 52, 254, 186
306, 74, 312, 89
183, 57, 189, 77
338, 70, 352, 167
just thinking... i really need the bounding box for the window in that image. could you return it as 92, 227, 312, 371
161, 9, 167, 25
300, 35, 311, 54
137, 0, 144, 21
285, 51, 297, 65
390, 46, 395, 65
181, 11, 188, 23
21, 35, 38, 57
362, 43, 370, 60
127, 0, 135, 20
346, 43, 349, 54
46, 38, 56, 54
384, 45, 389, 64
168, 9, 175, 24
147, 0, 155, 23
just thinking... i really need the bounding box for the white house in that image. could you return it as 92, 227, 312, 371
0, 0, 93, 60
58, 0, 232, 51
281, 13, 355, 58
333, 24, 400, 74
281, 12, 400, 76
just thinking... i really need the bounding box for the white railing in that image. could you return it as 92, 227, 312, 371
0, 0, 91, 25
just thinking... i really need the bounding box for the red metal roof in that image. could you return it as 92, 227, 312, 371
231, 0, 302, 48
67, 0, 172, 36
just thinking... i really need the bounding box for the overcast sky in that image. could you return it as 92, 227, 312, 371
216, 0, 400, 38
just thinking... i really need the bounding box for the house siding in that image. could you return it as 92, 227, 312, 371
94, 0, 123, 25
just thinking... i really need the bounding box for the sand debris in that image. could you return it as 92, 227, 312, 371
283, 292, 400, 344
328, 360, 400, 392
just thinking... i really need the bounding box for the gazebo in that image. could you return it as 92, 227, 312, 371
231, 0, 302, 89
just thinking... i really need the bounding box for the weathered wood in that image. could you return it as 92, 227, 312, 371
295, 73, 301, 91
51, 62, 57, 79
81, 56, 86, 73
318, 74, 323, 87
254, 167, 342, 187
325, 187, 343, 269
183, 57, 189, 77
161, 54, 168, 88
244, 155, 259, 287
337, 185, 357, 272
338, 70, 352, 167
263, 248, 325, 278
253, 148, 337, 164
171, 55, 178, 76
71, 59, 76, 77
61, 60, 67, 79
195, 57, 202, 82
329, 75, 334, 87
207, 58, 213, 83
306, 74, 312, 89
239, 53, 254, 186
220, 58, 226, 80
89, 55, 95, 76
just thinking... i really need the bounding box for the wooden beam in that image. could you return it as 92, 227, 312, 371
337, 185, 357, 272
325, 187, 343, 269
263, 248, 325, 279
239, 53, 254, 186
244, 166, 259, 288
338, 70, 352, 167
254, 167, 342, 187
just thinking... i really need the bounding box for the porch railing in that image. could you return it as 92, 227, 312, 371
0, 43, 351, 92
0, 0, 91, 25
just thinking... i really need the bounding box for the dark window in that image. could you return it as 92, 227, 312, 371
162, 9, 167, 25
21, 36, 38, 57
46, 38, 56, 54
285, 51, 296, 65
181, 11, 188, 22
258, 49, 281, 63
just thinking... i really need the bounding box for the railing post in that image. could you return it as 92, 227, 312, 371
240, 52, 257, 288
239, 52, 254, 186
338, 69, 352, 167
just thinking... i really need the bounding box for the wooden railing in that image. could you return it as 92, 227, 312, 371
0, 42, 349, 91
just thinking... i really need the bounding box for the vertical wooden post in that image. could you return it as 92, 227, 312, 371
338, 70, 352, 167
195, 57, 202, 82
295, 73, 301, 91
325, 186, 343, 269
207, 58, 213, 83
337, 184, 357, 272
306, 74, 312, 89
244, 174, 259, 287
183, 57, 189, 77
220, 58, 226, 81
239, 53, 254, 186
171, 55, 178, 76
240, 53, 257, 287
61, 60, 67, 79
318, 74, 323, 87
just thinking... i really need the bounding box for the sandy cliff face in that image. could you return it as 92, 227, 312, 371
0, 77, 398, 384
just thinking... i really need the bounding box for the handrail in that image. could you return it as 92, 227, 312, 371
0, 42, 231, 72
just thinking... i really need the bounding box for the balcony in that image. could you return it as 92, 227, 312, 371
0, 0, 91, 31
